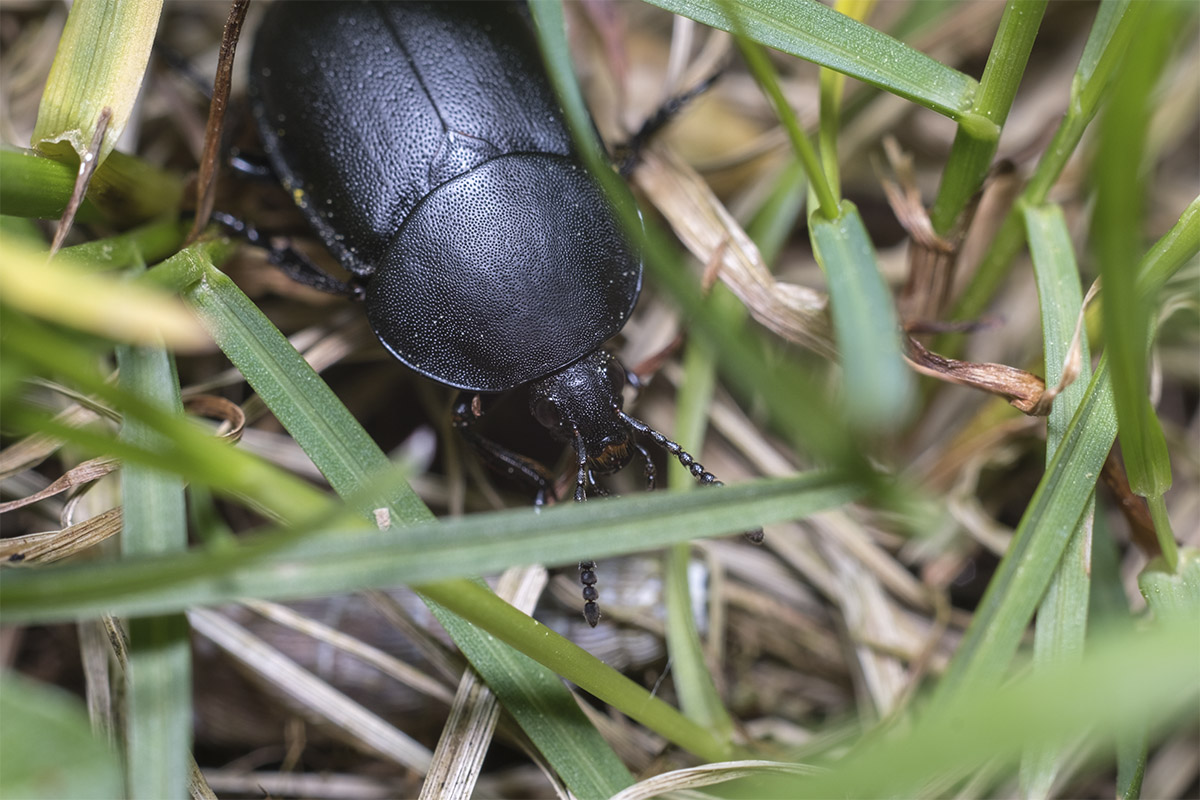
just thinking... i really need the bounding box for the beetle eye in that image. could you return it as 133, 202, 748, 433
533, 397, 562, 429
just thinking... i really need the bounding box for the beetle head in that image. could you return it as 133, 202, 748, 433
529, 350, 633, 475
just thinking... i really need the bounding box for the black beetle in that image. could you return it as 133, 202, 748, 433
248, 0, 755, 626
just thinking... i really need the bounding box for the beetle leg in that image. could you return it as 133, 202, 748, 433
227, 148, 276, 181
617, 410, 764, 544
634, 442, 656, 490
586, 471, 610, 498
211, 211, 361, 297
451, 392, 556, 497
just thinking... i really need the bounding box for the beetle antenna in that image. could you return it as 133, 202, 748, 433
617, 411, 719, 484
618, 69, 725, 176
579, 561, 601, 627
617, 410, 764, 543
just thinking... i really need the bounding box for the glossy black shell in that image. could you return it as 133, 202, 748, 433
249, 1, 642, 392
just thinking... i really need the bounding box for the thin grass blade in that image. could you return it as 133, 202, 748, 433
929, 0, 1047, 235
0, 472, 858, 624
1094, 4, 1181, 566
1019, 203, 1094, 797
951, 0, 1149, 332
933, 355, 1116, 698
116, 339, 191, 800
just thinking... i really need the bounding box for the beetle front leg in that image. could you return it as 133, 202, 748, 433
451, 392, 556, 500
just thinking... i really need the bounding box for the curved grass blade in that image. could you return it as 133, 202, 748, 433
810, 202, 914, 432
642, 0, 977, 119
933, 355, 1116, 699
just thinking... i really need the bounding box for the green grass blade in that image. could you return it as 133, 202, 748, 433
929, 0, 1047, 235
810, 201, 914, 431
816, 0, 874, 199
0, 147, 103, 221
153, 248, 432, 525
933, 355, 1117, 698
419, 580, 734, 765
744, 159, 808, 264
950, 0, 1150, 343
420, 594, 636, 797
150, 234, 635, 795
737, 36, 837, 219
664, 541, 734, 737
1090, 516, 1149, 800
1137, 195, 1200, 297
117, 339, 191, 800
738, 619, 1199, 797
0, 145, 183, 226
1019, 203, 1094, 797
32, 0, 162, 166
54, 218, 187, 271
1094, 3, 1179, 561
664, 288, 747, 739
0, 472, 857, 624
641, 0, 977, 119
0, 671, 123, 799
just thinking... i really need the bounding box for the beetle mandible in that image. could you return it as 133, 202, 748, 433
249, 0, 755, 626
